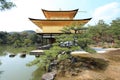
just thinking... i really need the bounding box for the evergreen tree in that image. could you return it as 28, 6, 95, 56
0, 0, 15, 10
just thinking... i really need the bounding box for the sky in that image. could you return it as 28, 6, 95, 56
0, 0, 120, 32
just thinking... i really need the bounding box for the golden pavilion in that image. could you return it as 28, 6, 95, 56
29, 9, 91, 45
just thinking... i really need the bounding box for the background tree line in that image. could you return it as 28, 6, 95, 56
88, 18, 120, 48
0, 30, 40, 47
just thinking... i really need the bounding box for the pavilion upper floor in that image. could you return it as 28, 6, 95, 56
42, 9, 78, 20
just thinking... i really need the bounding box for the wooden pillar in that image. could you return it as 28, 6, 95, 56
50, 33, 52, 44
45, 38, 47, 45
41, 34, 43, 46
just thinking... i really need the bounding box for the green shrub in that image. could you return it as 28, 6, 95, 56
84, 47, 96, 54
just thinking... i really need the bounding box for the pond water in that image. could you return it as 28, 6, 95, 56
0, 53, 38, 80
92, 47, 107, 53
72, 47, 107, 54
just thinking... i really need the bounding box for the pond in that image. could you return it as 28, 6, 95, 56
92, 47, 107, 53
0, 52, 41, 80
71, 47, 107, 55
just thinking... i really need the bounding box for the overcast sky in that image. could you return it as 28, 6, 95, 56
0, 0, 120, 32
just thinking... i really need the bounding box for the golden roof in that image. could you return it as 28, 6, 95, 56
42, 9, 78, 19
29, 18, 92, 33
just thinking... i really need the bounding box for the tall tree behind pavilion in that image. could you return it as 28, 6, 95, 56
0, 0, 15, 10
